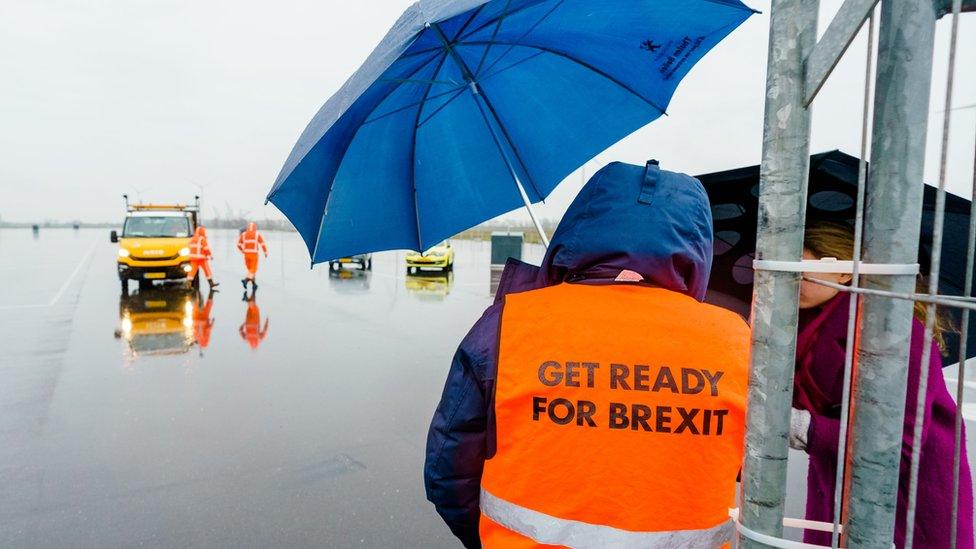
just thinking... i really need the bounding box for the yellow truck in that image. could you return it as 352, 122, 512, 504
111, 196, 200, 291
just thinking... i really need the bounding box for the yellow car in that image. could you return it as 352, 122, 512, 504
112, 200, 199, 291
406, 242, 454, 274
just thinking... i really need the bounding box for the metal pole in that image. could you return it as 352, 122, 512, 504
737, 0, 817, 546
951, 119, 976, 549
514, 176, 551, 248
842, 1, 938, 546
903, 1, 961, 546
831, 13, 875, 547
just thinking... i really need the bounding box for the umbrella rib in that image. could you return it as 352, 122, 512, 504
378, 77, 462, 86
397, 45, 445, 61
406, 51, 453, 250
416, 87, 468, 129
271, 49, 442, 205
307, 51, 445, 262
457, 1, 554, 43
363, 83, 467, 126
479, 50, 546, 83
473, 0, 513, 77
474, 0, 565, 79
269, 49, 440, 206
434, 22, 546, 205
453, 4, 488, 41
395, 4, 484, 62
464, 40, 669, 115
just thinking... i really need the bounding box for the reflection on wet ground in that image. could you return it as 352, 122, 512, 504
405, 271, 454, 300
239, 288, 269, 350
0, 228, 543, 548
116, 287, 199, 356
2, 228, 973, 546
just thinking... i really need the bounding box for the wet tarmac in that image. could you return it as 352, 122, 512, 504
2, 228, 973, 547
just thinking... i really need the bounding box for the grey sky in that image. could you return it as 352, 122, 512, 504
1, 1, 974, 226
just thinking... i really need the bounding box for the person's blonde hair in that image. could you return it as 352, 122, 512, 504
804, 221, 955, 354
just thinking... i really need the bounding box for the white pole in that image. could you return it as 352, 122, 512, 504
512, 171, 550, 248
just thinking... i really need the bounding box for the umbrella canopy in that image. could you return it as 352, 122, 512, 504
267, 0, 755, 263
698, 150, 976, 364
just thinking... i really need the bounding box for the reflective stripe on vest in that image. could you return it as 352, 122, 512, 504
481, 283, 750, 547
481, 488, 733, 549
240, 234, 261, 253
189, 238, 207, 259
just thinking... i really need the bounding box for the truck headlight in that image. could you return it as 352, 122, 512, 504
118, 248, 131, 258
179, 247, 190, 257
182, 264, 192, 273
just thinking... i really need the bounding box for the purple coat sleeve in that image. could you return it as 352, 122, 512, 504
424, 304, 501, 549
807, 321, 938, 464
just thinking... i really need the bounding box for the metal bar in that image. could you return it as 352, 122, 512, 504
842, 1, 939, 544
905, 1, 962, 546
803, 0, 880, 106
804, 278, 976, 312
831, 12, 874, 547
951, 110, 976, 549
738, 1, 818, 546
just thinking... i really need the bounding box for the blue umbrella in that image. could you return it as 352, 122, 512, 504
267, 0, 755, 263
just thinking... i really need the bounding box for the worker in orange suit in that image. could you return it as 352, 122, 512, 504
188, 226, 219, 291
425, 161, 750, 548
239, 292, 269, 350
236, 222, 268, 290
192, 291, 215, 354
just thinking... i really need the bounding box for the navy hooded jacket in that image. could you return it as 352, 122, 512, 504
423, 161, 714, 548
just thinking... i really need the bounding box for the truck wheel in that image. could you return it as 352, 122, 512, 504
191, 276, 200, 289
120, 278, 128, 294
367, 259, 372, 270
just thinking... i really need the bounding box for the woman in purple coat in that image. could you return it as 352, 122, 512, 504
791, 222, 974, 548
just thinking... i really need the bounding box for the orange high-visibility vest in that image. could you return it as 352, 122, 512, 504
188, 235, 210, 260
481, 283, 750, 548
238, 231, 266, 254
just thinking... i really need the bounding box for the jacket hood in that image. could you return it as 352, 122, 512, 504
497, 160, 713, 301
247, 222, 257, 232
194, 226, 206, 238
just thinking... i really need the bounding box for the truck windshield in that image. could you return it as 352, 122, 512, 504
123, 216, 190, 238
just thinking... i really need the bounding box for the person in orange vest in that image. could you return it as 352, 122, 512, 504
237, 222, 268, 290
239, 292, 268, 350
424, 161, 750, 548
192, 290, 215, 355
187, 226, 219, 291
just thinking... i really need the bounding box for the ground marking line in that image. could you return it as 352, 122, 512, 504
0, 240, 97, 310
47, 241, 97, 306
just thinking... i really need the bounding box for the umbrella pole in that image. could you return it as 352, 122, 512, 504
431, 23, 550, 249
512, 171, 550, 248
471, 91, 550, 247
471, 88, 550, 248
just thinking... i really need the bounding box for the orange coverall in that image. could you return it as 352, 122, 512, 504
236, 222, 268, 281
188, 226, 213, 281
